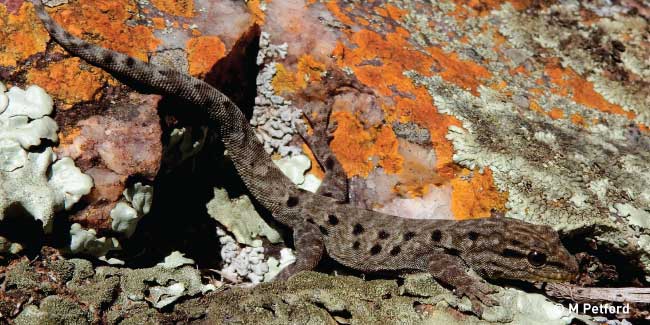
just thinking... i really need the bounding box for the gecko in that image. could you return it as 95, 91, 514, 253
33, 0, 578, 314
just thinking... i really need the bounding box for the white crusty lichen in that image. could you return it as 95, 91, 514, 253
215, 227, 295, 284
216, 227, 269, 284
207, 187, 295, 284
110, 182, 153, 238
0, 82, 93, 233
251, 32, 302, 157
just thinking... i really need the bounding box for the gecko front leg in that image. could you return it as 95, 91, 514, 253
428, 253, 498, 314
275, 221, 325, 280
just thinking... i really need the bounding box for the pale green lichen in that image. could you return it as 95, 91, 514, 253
0, 82, 93, 233
157, 251, 195, 269
0, 235, 23, 254
273, 153, 322, 192
110, 182, 153, 237
264, 247, 296, 282
207, 187, 282, 246
69, 223, 121, 257
162, 126, 208, 169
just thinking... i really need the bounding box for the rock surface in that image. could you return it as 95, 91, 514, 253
0, 0, 648, 323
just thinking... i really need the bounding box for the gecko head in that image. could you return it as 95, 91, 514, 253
462, 218, 578, 283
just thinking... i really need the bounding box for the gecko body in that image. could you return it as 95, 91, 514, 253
33, 1, 578, 313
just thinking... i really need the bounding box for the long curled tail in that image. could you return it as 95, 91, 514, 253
32, 0, 302, 226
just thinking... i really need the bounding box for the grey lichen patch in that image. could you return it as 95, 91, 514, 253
495, 3, 650, 125
407, 72, 650, 275
203, 272, 574, 324
3, 255, 577, 324
15, 296, 91, 325
203, 272, 452, 324
96, 263, 216, 310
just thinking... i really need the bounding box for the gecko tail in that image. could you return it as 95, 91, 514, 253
31, 0, 220, 108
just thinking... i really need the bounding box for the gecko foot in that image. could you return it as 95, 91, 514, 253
454, 281, 498, 314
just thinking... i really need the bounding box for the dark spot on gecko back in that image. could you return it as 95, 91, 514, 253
378, 230, 389, 240
431, 230, 442, 242
352, 241, 360, 249
403, 232, 416, 241
352, 223, 364, 235
468, 231, 479, 241
389, 246, 401, 256
370, 244, 382, 255
324, 157, 335, 170
318, 225, 329, 236
286, 196, 299, 207
445, 247, 460, 256
327, 214, 339, 225
103, 54, 114, 64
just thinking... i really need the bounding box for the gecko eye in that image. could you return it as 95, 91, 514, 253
527, 250, 547, 267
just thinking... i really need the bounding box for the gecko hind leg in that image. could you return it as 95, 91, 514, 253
297, 104, 349, 202
275, 221, 325, 280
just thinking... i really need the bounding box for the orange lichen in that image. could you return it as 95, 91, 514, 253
548, 107, 564, 120
57, 127, 82, 147
50, 0, 160, 62
429, 47, 491, 96
246, 0, 265, 24
570, 113, 586, 126
545, 63, 635, 120
302, 143, 325, 180
27, 57, 108, 109
272, 63, 297, 93
529, 100, 543, 113
325, 1, 355, 26
151, 17, 166, 29
510, 65, 530, 76
325, 5, 506, 219
151, 0, 194, 17
450, 169, 508, 219
186, 36, 226, 77
272, 56, 326, 93
296, 55, 326, 87
385, 4, 407, 21
329, 111, 403, 177
0, 2, 49, 67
